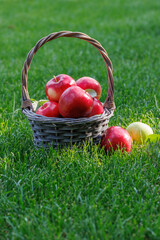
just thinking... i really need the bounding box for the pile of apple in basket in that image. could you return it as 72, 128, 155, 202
35, 74, 156, 154
36, 74, 103, 118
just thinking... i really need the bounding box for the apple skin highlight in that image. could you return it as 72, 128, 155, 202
59, 86, 94, 118
87, 98, 104, 117
36, 101, 60, 117
45, 74, 76, 102
76, 77, 102, 100
101, 126, 132, 153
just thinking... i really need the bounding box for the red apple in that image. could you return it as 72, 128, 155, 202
45, 74, 76, 102
76, 77, 102, 99
59, 86, 94, 118
101, 126, 132, 153
36, 101, 60, 117
87, 98, 104, 117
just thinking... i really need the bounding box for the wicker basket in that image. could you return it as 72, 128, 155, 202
21, 31, 115, 148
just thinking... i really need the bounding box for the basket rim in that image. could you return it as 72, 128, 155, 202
23, 107, 114, 125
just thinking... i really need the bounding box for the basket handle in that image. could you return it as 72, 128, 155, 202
21, 31, 115, 110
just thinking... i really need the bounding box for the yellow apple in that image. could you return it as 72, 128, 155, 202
126, 122, 153, 144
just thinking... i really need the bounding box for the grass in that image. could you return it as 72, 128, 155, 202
0, 0, 160, 239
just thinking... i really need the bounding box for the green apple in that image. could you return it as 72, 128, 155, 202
126, 122, 153, 144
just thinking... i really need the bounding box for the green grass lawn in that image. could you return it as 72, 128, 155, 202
0, 0, 160, 239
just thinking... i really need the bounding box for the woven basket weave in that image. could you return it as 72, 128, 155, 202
21, 31, 115, 148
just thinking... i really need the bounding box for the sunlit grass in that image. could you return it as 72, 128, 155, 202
0, 0, 160, 239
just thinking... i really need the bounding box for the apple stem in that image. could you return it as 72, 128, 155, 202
53, 75, 58, 82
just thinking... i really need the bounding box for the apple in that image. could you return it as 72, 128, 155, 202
59, 86, 94, 118
76, 77, 102, 100
45, 74, 76, 102
36, 101, 60, 117
126, 122, 153, 144
101, 126, 132, 153
87, 98, 104, 117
